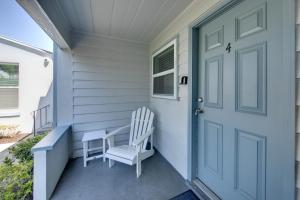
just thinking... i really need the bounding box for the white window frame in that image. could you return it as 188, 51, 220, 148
0, 62, 20, 117
151, 38, 178, 100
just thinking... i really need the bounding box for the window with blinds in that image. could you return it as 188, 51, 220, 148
152, 38, 177, 99
0, 63, 19, 109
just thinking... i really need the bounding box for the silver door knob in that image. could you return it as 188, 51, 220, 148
195, 108, 204, 115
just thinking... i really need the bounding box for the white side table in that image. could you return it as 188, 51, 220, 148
82, 130, 106, 167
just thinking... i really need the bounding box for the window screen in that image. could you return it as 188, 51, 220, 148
0, 64, 19, 109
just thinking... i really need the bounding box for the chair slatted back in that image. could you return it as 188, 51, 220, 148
129, 107, 154, 151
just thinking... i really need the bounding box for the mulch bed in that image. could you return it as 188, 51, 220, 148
0, 134, 29, 144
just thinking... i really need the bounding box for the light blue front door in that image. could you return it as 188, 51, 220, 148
196, 0, 293, 199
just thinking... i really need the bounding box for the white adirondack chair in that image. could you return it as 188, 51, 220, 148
104, 107, 155, 178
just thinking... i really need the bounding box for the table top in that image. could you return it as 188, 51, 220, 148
82, 130, 106, 142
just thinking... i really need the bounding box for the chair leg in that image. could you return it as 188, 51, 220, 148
109, 159, 115, 168
136, 159, 142, 178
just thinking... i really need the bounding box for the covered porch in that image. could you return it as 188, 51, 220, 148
17, 0, 296, 200
18, 0, 204, 199
51, 153, 190, 200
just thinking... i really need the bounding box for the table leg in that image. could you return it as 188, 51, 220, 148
102, 138, 106, 162
83, 141, 88, 167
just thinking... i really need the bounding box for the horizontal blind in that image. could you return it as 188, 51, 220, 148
153, 45, 174, 74
153, 73, 174, 95
0, 88, 18, 109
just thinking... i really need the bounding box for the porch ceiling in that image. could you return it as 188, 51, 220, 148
55, 0, 193, 43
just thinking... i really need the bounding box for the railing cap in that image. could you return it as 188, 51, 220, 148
31, 125, 71, 153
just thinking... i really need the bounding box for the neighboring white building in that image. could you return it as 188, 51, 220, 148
0, 36, 53, 133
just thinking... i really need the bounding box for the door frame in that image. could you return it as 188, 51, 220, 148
187, 0, 296, 198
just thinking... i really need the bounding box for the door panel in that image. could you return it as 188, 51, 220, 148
205, 26, 224, 51
235, 3, 266, 40
205, 56, 223, 108
234, 129, 266, 200
196, 0, 291, 199
203, 120, 223, 178
236, 42, 266, 114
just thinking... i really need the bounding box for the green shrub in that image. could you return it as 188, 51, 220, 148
0, 161, 33, 200
3, 157, 13, 166
0, 133, 47, 200
9, 134, 46, 162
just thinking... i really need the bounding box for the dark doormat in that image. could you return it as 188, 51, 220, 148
169, 190, 200, 200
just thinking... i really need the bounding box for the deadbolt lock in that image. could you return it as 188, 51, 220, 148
195, 108, 204, 115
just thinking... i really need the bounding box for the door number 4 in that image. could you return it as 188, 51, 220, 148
226, 42, 231, 53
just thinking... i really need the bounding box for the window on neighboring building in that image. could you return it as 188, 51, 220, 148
0, 63, 19, 110
152, 38, 177, 99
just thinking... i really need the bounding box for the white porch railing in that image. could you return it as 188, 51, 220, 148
31, 125, 71, 200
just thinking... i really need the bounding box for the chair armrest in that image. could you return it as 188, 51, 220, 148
132, 127, 155, 146
104, 124, 130, 139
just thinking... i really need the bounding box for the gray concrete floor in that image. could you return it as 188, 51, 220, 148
51, 153, 189, 200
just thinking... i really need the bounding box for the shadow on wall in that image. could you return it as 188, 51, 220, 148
31, 82, 53, 134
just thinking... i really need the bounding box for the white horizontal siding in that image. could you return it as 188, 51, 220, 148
73, 71, 147, 82
71, 32, 149, 157
73, 118, 131, 133
73, 111, 132, 124
73, 80, 148, 89
73, 58, 147, 71
73, 96, 148, 106
73, 103, 146, 114
73, 88, 148, 97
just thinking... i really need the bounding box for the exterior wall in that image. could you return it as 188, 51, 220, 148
54, 46, 73, 127
0, 42, 53, 133
55, 32, 149, 158
149, 0, 222, 179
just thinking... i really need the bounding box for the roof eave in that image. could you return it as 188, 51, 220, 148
16, 0, 71, 50
0, 36, 52, 57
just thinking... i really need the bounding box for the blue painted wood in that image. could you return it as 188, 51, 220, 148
234, 129, 266, 200
235, 3, 266, 40
195, 0, 294, 199
205, 55, 223, 108
203, 120, 223, 178
235, 42, 266, 115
